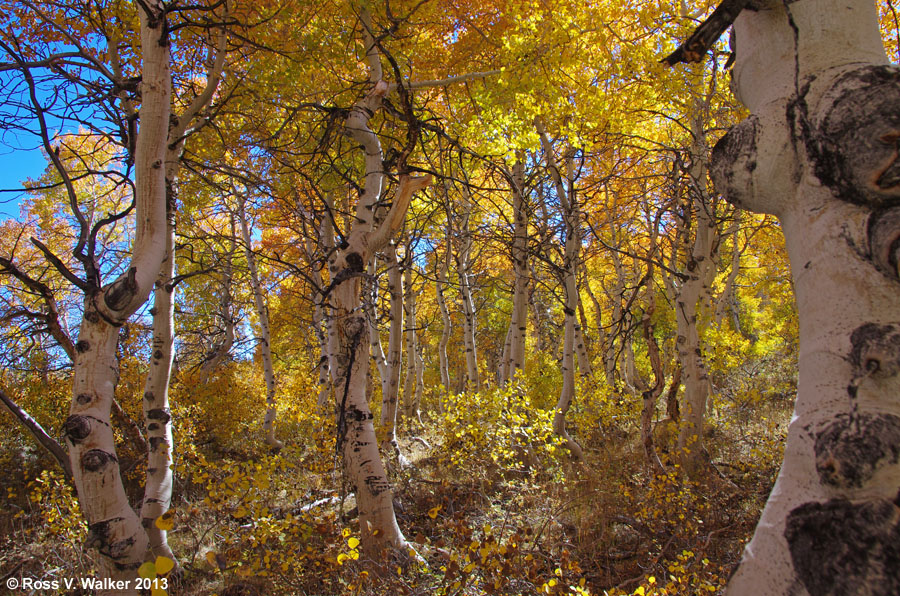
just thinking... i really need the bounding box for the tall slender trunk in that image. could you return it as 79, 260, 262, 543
435, 224, 452, 409
503, 158, 529, 384
237, 195, 283, 449
379, 243, 405, 463
140, 196, 176, 562
457, 191, 480, 391
403, 263, 423, 424
537, 118, 583, 459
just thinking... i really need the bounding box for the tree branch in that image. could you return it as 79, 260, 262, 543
662, 0, 750, 66
0, 388, 72, 479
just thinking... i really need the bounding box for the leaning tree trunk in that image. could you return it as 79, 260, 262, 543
695, 0, 900, 592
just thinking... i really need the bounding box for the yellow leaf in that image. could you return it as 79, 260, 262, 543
348, 536, 360, 549
137, 561, 156, 579
155, 510, 175, 531
151, 588, 167, 596
634, 587, 645, 596
428, 505, 441, 519
155, 556, 175, 575
337, 553, 350, 565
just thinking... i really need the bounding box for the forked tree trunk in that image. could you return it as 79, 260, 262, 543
700, 0, 900, 592
236, 195, 283, 449
63, 4, 171, 586
325, 10, 430, 554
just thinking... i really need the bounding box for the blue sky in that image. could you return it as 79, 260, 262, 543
0, 144, 46, 220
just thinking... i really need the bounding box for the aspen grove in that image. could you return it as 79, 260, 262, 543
0, 1, 897, 595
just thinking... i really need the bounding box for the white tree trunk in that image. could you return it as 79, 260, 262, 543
379, 243, 405, 463
325, 11, 429, 553
139, 197, 176, 564
457, 191, 480, 391
705, 1, 900, 592
503, 158, 529, 384
237, 196, 283, 449
402, 264, 423, 424
436, 224, 452, 408
64, 5, 170, 587
675, 109, 719, 475
538, 119, 584, 459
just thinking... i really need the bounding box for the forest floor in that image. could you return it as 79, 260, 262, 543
0, 388, 790, 595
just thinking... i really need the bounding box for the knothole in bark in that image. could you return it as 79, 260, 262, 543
814, 413, 900, 488
784, 496, 900, 596
811, 66, 900, 207
63, 415, 92, 443
80, 449, 117, 472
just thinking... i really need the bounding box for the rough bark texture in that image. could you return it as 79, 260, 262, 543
700, 0, 900, 592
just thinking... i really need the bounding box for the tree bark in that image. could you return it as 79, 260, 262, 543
435, 218, 452, 409
402, 263, 423, 425
675, 108, 719, 476
139, 196, 176, 563
457, 189, 480, 392
64, 4, 171, 586
379, 242, 406, 464
537, 118, 584, 460
698, 0, 900, 592
325, 9, 430, 554
0, 388, 72, 478
236, 195, 283, 449
503, 157, 529, 384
